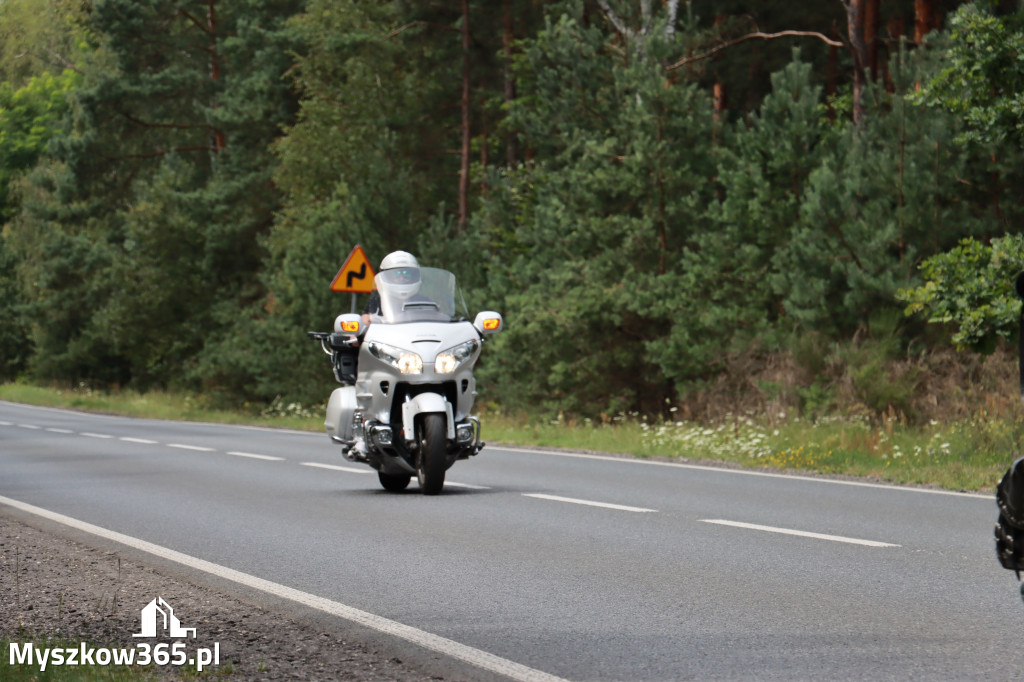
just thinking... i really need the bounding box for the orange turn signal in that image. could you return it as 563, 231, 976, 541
341, 320, 360, 333
482, 318, 500, 331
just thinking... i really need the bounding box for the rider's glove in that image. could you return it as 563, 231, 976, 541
995, 515, 1024, 571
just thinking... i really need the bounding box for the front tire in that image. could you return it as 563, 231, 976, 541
378, 472, 411, 492
417, 414, 447, 495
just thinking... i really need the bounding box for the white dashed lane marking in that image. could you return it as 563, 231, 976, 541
445, 481, 491, 490
168, 444, 215, 452
523, 493, 656, 513
6, 419, 648, 513
300, 462, 372, 474
701, 519, 900, 547
228, 451, 285, 462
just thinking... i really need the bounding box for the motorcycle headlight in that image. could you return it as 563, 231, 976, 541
368, 342, 423, 374
434, 339, 479, 374
397, 353, 423, 374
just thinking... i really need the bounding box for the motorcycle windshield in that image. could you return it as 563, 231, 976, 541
376, 267, 458, 323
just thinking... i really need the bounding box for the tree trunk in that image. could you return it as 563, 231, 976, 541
713, 80, 726, 122
503, 0, 517, 166
842, 0, 869, 127
458, 0, 471, 234
864, 0, 879, 80
207, 0, 225, 152
479, 78, 489, 193
914, 0, 934, 45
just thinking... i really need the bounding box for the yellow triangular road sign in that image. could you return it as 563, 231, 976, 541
330, 245, 376, 293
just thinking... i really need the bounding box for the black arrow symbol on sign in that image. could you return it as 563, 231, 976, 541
347, 264, 367, 288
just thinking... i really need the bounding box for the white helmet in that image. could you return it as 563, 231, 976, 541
379, 251, 418, 271
378, 250, 420, 300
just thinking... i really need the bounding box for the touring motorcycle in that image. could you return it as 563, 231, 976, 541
308, 267, 502, 494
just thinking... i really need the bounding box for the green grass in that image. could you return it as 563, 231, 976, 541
1, 383, 1016, 492
0, 384, 319, 432
471, 410, 1017, 492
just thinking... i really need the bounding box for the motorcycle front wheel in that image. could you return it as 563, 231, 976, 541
417, 413, 447, 495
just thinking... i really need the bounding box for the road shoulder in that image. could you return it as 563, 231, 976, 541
1, 509, 445, 680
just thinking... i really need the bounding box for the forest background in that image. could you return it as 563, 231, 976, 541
2, 0, 1024, 452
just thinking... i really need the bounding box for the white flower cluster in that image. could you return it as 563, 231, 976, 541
261, 395, 316, 420
640, 416, 774, 459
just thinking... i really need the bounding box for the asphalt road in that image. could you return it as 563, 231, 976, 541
1, 400, 1022, 681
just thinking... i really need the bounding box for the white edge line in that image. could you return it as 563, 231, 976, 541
46, 428, 74, 434
121, 437, 158, 445
81, 432, 114, 439
227, 451, 284, 462
167, 443, 214, 452
523, 493, 656, 513
16, 423, 41, 430
701, 519, 900, 548
0, 495, 568, 682
445, 481, 491, 490
300, 462, 373, 474
493, 446, 992, 500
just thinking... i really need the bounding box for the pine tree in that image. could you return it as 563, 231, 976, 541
773, 41, 992, 334
666, 52, 837, 379
476, 4, 717, 415
8, 0, 301, 389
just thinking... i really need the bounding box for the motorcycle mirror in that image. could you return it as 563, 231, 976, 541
334, 313, 364, 336
474, 311, 503, 335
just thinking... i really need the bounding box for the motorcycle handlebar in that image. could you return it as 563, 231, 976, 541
307, 331, 360, 359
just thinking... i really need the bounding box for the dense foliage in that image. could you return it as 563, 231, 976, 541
1, 0, 1022, 419
899, 235, 1024, 352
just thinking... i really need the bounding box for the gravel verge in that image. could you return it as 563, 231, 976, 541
1, 511, 447, 681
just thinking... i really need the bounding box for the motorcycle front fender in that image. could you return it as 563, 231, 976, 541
401, 393, 454, 442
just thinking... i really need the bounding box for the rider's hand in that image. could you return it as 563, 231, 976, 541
995, 515, 1024, 571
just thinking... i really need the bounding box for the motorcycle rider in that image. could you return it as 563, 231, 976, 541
361, 250, 421, 326
996, 271, 1024, 601
324, 251, 421, 384
995, 457, 1024, 601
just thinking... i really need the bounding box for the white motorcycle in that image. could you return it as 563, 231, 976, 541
308, 266, 502, 494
